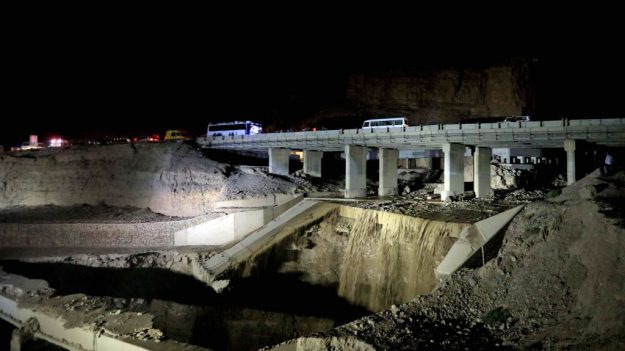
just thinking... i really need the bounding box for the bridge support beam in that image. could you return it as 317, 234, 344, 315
442, 143, 465, 201
564, 139, 576, 185
269, 148, 290, 176
345, 145, 367, 198
474, 147, 492, 198
379, 148, 398, 196
303, 150, 323, 177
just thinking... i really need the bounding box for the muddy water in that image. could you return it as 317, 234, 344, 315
236, 206, 469, 313
0, 261, 368, 351
337, 208, 469, 311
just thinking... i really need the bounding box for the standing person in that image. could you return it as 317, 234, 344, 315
604, 152, 614, 176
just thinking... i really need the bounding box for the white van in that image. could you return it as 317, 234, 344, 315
362, 117, 409, 129
503, 115, 531, 123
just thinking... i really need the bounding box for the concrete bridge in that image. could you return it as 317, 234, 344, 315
197, 118, 625, 200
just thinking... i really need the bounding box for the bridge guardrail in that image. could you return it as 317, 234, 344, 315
197, 118, 625, 150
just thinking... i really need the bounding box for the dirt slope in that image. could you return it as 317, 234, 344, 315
0, 143, 303, 217
272, 171, 625, 350
0, 143, 228, 216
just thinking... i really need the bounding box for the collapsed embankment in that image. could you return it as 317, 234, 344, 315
270, 172, 625, 350
222, 205, 469, 312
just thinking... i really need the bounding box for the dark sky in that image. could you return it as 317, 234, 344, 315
4, 29, 351, 147
4, 20, 625, 148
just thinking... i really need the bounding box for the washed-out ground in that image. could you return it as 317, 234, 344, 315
269, 171, 625, 350
1, 143, 623, 350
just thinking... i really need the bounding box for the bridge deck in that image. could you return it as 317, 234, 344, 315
197, 118, 625, 152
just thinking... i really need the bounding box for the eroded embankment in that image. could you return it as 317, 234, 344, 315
269, 172, 625, 350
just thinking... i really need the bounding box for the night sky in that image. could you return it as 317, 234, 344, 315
4, 21, 625, 149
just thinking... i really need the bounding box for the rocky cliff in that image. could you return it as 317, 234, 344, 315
345, 61, 533, 124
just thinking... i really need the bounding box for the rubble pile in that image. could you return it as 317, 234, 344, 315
502, 189, 546, 203
491, 164, 529, 190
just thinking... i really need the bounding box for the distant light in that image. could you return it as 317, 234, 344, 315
291, 150, 304, 161
49, 138, 65, 147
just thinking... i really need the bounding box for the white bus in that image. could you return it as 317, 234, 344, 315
362, 117, 409, 129
207, 121, 262, 137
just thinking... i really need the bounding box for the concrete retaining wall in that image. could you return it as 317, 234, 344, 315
202, 200, 331, 278
174, 211, 262, 246
436, 205, 524, 276
175, 194, 304, 246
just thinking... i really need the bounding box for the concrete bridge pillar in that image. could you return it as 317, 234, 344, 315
379, 148, 398, 196
442, 143, 465, 201
564, 139, 576, 185
269, 148, 290, 176
303, 150, 323, 177
474, 147, 492, 198
345, 145, 367, 198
